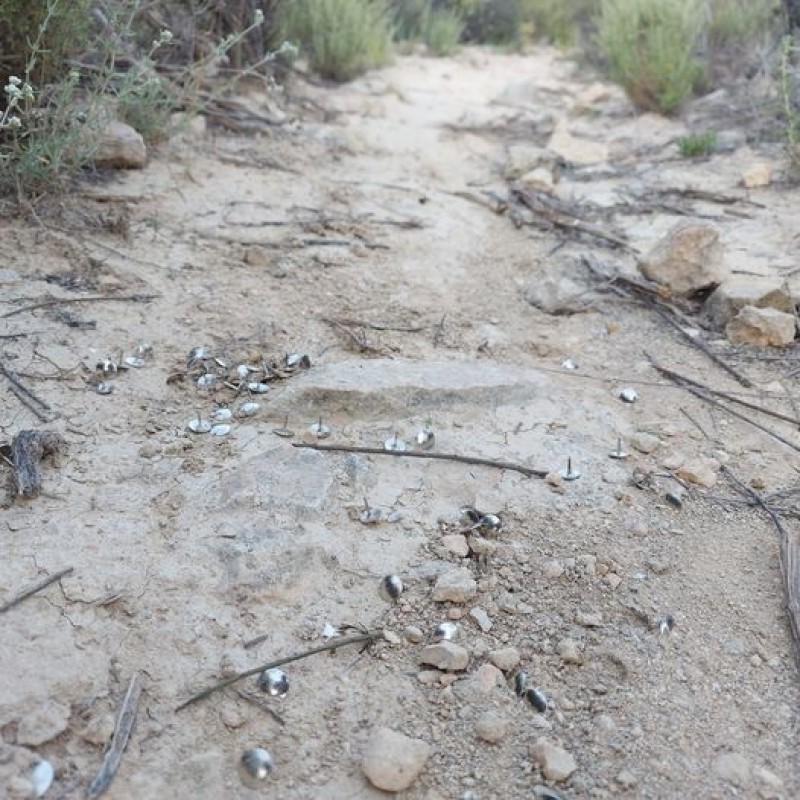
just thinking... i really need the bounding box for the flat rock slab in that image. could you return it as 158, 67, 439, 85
271, 358, 549, 418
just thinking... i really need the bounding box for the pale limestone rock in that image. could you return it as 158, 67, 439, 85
706, 276, 792, 326
362, 728, 430, 792
531, 738, 578, 781
547, 120, 608, 166
94, 120, 146, 169
726, 306, 796, 347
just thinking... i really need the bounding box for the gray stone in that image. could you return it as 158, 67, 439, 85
548, 120, 608, 166
631, 432, 661, 454
489, 647, 520, 672
705, 276, 793, 327
616, 769, 637, 789
469, 607, 493, 632
362, 728, 430, 792
432, 568, 477, 603
713, 752, 751, 786
270, 358, 549, 418
675, 457, 720, 488
17, 701, 70, 746
419, 642, 469, 671
405, 626, 424, 643
726, 306, 796, 347
557, 638, 583, 665
522, 256, 601, 315
753, 766, 784, 799
504, 144, 561, 180
474, 711, 510, 743
94, 120, 146, 169
531, 738, 578, 782
640, 221, 727, 297
541, 559, 565, 579
575, 610, 603, 627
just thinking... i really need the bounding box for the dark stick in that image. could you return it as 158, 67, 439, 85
651, 359, 799, 426
235, 689, 286, 726
0, 566, 74, 614
292, 442, 548, 478
0, 359, 51, 421
175, 630, 382, 712
1, 293, 159, 319
88, 672, 144, 799
721, 466, 800, 668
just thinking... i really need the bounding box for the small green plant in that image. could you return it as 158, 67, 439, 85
281, 0, 392, 81
677, 131, 717, 157
423, 7, 464, 55
708, 0, 778, 47
462, 0, 525, 45
597, 0, 706, 114
520, 0, 594, 47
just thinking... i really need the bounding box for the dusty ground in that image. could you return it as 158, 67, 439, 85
1, 46, 800, 800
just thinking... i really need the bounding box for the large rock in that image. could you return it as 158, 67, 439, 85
419, 642, 469, 671
522, 256, 601, 315
706, 277, 793, 326
547, 120, 608, 166
362, 728, 430, 792
726, 306, 796, 347
640, 221, 727, 297
94, 120, 147, 169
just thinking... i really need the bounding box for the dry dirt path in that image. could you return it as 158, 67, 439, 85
1, 48, 800, 799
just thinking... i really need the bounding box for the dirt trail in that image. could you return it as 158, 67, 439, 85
1, 48, 800, 799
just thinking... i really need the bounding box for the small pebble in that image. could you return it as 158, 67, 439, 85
575, 610, 603, 627
362, 728, 430, 792
469, 607, 493, 632
419, 642, 469, 671
474, 711, 509, 743
489, 647, 520, 672
405, 626, 424, 643
442, 533, 470, 558
616, 769, 637, 789
432, 568, 477, 603
557, 638, 583, 665
531, 738, 578, 782
631, 432, 660, 454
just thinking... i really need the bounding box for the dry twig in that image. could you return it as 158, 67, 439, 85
1, 294, 159, 319
0, 359, 52, 421
0, 567, 74, 614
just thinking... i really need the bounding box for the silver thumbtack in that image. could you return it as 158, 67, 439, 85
273, 414, 295, 438
560, 457, 581, 481
609, 438, 629, 460
309, 417, 331, 438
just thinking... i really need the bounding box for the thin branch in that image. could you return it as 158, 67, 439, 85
0, 566, 74, 614
0, 358, 51, 421
292, 442, 548, 478
2, 294, 159, 319
87, 671, 144, 799
176, 630, 383, 712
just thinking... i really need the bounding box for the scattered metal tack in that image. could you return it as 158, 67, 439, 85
309, 418, 331, 439
133, 341, 153, 358
359, 499, 382, 525
526, 687, 548, 713
285, 353, 311, 370
236, 401, 260, 418
459, 506, 482, 526
210, 424, 231, 436
96, 381, 115, 395
235, 364, 250, 380
513, 671, 529, 697
29, 759, 54, 798
187, 346, 209, 365
415, 428, 435, 450
379, 574, 404, 602
479, 513, 502, 533
240, 748, 274, 783
187, 414, 212, 434
609, 437, 630, 460
123, 355, 146, 368
433, 621, 458, 642
322, 622, 340, 639
559, 457, 581, 481
212, 407, 233, 422
533, 786, 564, 800
272, 415, 295, 438
658, 614, 676, 635
619, 387, 638, 403
96, 358, 117, 375
196, 374, 218, 388
248, 381, 270, 394
257, 667, 289, 698
383, 432, 407, 452
561, 358, 578, 371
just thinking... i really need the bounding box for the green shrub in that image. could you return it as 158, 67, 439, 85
597, 0, 706, 114
677, 131, 717, 157
462, 0, 525, 45
281, 0, 392, 81
423, 7, 464, 54
708, 0, 778, 47
393, 0, 432, 40
520, 0, 594, 47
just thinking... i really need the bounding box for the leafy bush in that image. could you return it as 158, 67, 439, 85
281, 0, 392, 81
597, 0, 706, 114
520, 0, 595, 47
423, 7, 464, 54
708, 0, 778, 47
677, 131, 717, 157
462, 0, 525, 45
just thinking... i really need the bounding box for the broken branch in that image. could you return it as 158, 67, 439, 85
0, 566, 74, 614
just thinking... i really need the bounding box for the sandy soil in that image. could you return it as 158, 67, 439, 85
1, 47, 799, 799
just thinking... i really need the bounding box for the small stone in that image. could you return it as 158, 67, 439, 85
575, 610, 603, 628
713, 752, 751, 786
417, 670, 441, 685
467, 663, 504, 695
548, 120, 608, 166
447, 607, 465, 621
419, 642, 470, 671
362, 727, 431, 792
616, 769, 637, 789
94, 120, 147, 168
604, 573, 622, 590
519, 167, 556, 191
541, 559, 565, 579
383, 629, 401, 645
17, 701, 71, 746
474, 711, 510, 743
639, 221, 727, 298
243, 245, 269, 267
726, 306, 796, 347
705, 276, 792, 326
469, 607, 493, 632
741, 162, 772, 188
631, 432, 661, 454
80, 713, 116, 746
545, 471, 565, 492
405, 625, 424, 643
432, 568, 477, 603
661, 451, 685, 470
676, 457, 720, 488
557, 638, 584, 665
531, 738, 578, 782
489, 647, 521, 672
646, 558, 670, 575
442, 534, 470, 558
